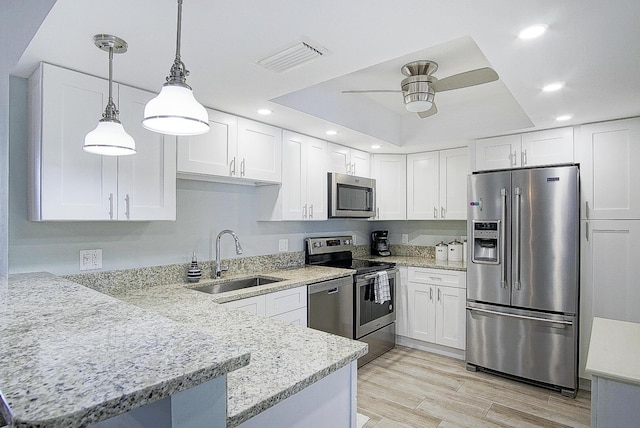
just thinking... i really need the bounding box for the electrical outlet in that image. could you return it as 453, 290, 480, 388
80, 249, 102, 271
278, 239, 288, 252
402, 234, 409, 244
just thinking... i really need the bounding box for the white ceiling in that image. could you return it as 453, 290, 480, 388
13, 0, 640, 153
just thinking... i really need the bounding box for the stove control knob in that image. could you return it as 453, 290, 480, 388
344, 239, 352, 245
313, 242, 322, 248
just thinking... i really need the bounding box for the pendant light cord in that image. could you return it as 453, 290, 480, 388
166, 0, 190, 88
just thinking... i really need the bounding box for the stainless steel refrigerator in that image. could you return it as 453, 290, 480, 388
466, 165, 579, 397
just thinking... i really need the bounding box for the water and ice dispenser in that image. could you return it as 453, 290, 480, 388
472, 221, 500, 264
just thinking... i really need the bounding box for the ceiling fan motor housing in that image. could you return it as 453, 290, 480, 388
401, 75, 435, 111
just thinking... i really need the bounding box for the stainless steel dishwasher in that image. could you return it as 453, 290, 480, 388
307, 276, 354, 339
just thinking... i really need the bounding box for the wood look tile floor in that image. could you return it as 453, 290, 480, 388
357, 346, 590, 428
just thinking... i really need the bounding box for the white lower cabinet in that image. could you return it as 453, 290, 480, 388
223, 285, 307, 327
405, 267, 466, 350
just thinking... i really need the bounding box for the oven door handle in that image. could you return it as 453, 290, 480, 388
361, 268, 398, 280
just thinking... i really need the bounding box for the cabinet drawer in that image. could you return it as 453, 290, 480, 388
265, 285, 307, 316
408, 267, 464, 288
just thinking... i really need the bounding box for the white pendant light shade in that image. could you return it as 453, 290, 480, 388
83, 34, 136, 156
142, 85, 209, 136
84, 121, 136, 156
143, 0, 209, 136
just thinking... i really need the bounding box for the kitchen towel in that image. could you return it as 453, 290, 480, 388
374, 271, 390, 304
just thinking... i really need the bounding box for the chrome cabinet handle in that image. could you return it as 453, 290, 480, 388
429, 287, 433, 301
433, 207, 438, 219
441, 206, 445, 219
327, 287, 338, 295
124, 194, 130, 219
586, 221, 589, 242
303, 204, 307, 219
585, 201, 590, 219
500, 188, 508, 288
352, 163, 356, 176
230, 157, 236, 176
521, 149, 527, 166
240, 158, 246, 177
377, 207, 380, 219
309, 204, 313, 219
513, 186, 522, 290
108, 193, 114, 219
346, 162, 351, 175
437, 288, 441, 302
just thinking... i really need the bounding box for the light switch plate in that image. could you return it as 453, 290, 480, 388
278, 239, 288, 252
402, 234, 409, 244
80, 249, 102, 271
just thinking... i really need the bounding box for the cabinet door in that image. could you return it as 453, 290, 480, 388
371, 154, 406, 220
264, 285, 307, 317
395, 267, 409, 337
406, 152, 439, 219
577, 118, 640, 219
579, 219, 640, 377
474, 134, 521, 171
439, 148, 469, 220
305, 137, 328, 220
176, 109, 238, 178
281, 131, 306, 220
223, 295, 266, 316
117, 85, 176, 220
32, 63, 117, 220
237, 118, 282, 183
327, 143, 350, 174
407, 281, 436, 342
521, 127, 573, 167
350, 148, 371, 178
435, 286, 466, 349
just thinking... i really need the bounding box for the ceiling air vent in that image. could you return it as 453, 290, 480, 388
257, 42, 325, 73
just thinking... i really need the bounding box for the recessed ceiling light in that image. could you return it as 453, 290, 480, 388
518, 24, 548, 40
325, 130, 338, 136
543, 82, 565, 92
257, 109, 272, 115
556, 114, 572, 121
371, 145, 381, 150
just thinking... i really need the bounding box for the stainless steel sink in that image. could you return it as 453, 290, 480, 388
192, 276, 283, 294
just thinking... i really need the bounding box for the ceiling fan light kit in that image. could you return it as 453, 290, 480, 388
142, 0, 209, 136
343, 59, 498, 118
83, 34, 136, 156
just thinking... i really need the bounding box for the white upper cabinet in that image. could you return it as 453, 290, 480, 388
371, 154, 406, 220
28, 63, 176, 221
327, 143, 371, 177
258, 131, 327, 221
177, 114, 281, 184
117, 85, 176, 221
576, 117, 640, 220
177, 109, 238, 178
473, 127, 573, 171
237, 118, 282, 183
407, 147, 468, 220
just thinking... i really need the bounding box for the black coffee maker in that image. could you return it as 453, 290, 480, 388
371, 230, 391, 256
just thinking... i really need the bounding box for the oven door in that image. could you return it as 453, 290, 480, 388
355, 268, 397, 339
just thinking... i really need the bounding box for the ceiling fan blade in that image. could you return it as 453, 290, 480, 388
342, 90, 402, 94
417, 103, 437, 118
431, 67, 498, 92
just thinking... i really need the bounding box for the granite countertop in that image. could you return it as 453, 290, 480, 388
0, 272, 250, 428
112, 265, 367, 427
585, 317, 640, 385
365, 255, 467, 271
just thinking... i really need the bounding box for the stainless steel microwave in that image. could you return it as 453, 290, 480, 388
328, 172, 376, 218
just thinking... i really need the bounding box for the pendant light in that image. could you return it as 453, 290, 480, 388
84, 34, 136, 156
142, 0, 209, 136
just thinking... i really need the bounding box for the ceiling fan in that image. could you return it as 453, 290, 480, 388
342, 60, 499, 118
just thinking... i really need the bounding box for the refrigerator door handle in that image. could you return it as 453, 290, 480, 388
500, 188, 508, 288
466, 306, 573, 326
513, 187, 522, 290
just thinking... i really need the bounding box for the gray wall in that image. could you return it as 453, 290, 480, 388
8, 76, 466, 276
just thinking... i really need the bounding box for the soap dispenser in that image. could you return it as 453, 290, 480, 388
187, 252, 202, 283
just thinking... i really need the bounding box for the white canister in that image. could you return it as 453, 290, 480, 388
435, 241, 448, 261
448, 239, 463, 262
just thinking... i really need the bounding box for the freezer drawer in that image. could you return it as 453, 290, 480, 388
466, 304, 578, 395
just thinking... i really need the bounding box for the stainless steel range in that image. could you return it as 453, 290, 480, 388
305, 236, 397, 367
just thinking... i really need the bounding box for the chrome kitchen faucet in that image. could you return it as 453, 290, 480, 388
215, 230, 243, 278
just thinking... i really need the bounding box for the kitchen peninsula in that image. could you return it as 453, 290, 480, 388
1, 266, 367, 427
